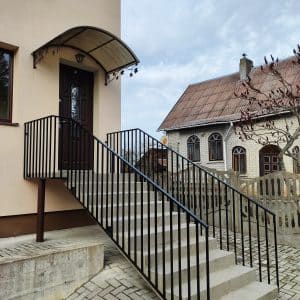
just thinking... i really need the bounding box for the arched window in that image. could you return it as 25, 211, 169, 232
208, 133, 223, 161
232, 146, 247, 174
292, 146, 300, 174
187, 135, 200, 162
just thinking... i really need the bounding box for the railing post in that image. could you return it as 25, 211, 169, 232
36, 179, 46, 242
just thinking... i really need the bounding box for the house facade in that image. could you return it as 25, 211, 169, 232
159, 56, 300, 178
0, 0, 139, 237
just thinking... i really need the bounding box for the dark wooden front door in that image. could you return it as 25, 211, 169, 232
259, 145, 281, 176
59, 64, 94, 169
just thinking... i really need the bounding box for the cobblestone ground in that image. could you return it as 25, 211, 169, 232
209, 227, 300, 300
67, 227, 299, 300
66, 235, 159, 300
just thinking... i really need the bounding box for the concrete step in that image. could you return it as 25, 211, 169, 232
167, 265, 257, 300
220, 281, 278, 300
66, 172, 138, 181
154, 249, 235, 290
136, 236, 218, 267
117, 223, 198, 249
78, 190, 156, 203
90, 200, 165, 218
67, 180, 148, 193
104, 211, 187, 231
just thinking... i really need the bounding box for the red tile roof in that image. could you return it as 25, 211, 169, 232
158, 57, 300, 131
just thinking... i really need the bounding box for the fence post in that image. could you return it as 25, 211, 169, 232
36, 179, 46, 242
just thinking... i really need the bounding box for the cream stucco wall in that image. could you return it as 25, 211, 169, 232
0, 0, 122, 216
166, 116, 300, 178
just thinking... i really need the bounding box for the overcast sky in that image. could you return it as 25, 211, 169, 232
121, 0, 300, 138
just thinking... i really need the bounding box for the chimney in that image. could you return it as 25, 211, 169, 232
239, 53, 253, 80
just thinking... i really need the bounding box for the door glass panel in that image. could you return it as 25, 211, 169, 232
71, 85, 80, 122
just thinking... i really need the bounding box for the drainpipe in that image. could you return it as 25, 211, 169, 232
223, 122, 233, 171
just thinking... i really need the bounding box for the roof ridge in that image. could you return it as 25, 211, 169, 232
158, 55, 298, 132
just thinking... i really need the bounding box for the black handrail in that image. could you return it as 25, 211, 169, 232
24, 115, 211, 299
107, 128, 280, 289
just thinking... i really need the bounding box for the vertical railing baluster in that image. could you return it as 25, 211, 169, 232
169, 193, 174, 300
187, 162, 190, 210
36, 119, 40, 177
218, 180, 222, 249
240, 194, 245, 266
205, 172, 208, 224
116, 154, 120, 243
121, 159, 125, 250
232, 190, 237, 263
162, 193, 166, 298
78, 123, 83, 203
23, 123, 27, 178
187, 213, 191, 300
273, 215, 279, 288
44, 117, 48, 177
41, 118, 45, 177
52, 117, 56, 178
128, 167, 131, 257
196, 222, 200, 300
225, 186, 229, 251
265, 210, 270, 284
134, 171, 137, 263
49, 117, 52, 178
154, 188, 158, 289
28, 122, 32, 177
205, 227, 210, 300
140, 168, 144, 272
101, 144, 104, 225
110, 146, 114, 234
181, 157, 185, 206
105, 143, 109, 230
87, 132, 90, 211
147, 180, 151, 279
177, 203, 182, 300
248, 200, 253, 267
59, 119, 63, 179
256, 204, 262, 282
212, 176, 215, 237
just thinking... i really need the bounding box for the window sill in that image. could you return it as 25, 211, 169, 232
0, 121, 19, 127
207, 160, 224, 164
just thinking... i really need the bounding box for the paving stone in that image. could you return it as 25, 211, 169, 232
117, 293, 131, 300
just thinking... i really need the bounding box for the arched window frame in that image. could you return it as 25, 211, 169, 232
292, 146, 300, 174
187, 135, 200, 162
208, 133, 223, 161
232, 146, 247, 174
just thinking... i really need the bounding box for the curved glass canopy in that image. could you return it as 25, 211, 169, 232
32, 26, 139, 75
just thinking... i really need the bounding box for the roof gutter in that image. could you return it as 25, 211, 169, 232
223, 122, 233, 171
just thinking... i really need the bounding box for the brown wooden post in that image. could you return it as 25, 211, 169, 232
36, 179, 46, 242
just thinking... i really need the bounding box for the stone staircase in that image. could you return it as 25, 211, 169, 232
24, 116, 279, 300
66, 174, 278, 300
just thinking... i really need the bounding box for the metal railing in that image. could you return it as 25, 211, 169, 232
107, 128, 280, 288
24, 116, 211, 299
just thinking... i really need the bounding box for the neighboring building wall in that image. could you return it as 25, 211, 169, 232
0, 0, 121, 219
166, 116, 300, 178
